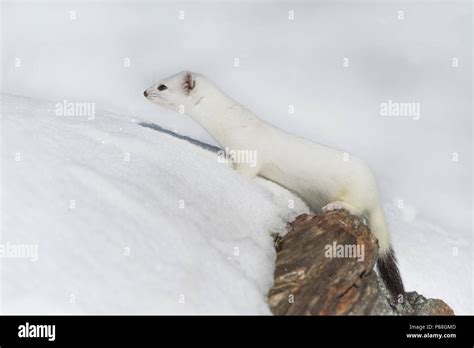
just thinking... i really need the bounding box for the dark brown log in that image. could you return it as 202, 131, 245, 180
268, 210, 454, 315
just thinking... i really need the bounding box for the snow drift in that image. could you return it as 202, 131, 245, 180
0, 94, 308, 314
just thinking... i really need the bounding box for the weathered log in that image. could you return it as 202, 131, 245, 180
268, 210, 454, 315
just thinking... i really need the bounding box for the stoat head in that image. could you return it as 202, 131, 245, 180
144, 71, 200, 112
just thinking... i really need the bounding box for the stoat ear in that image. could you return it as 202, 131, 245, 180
183, 72, 196, 94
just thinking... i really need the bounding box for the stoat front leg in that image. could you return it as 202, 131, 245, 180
233, 162, 260, 178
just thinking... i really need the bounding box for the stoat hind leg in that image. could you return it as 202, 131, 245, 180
322, 201, 362, 216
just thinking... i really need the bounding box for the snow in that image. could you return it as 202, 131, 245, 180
0, 94, 309, 314
1, 1, 472, 314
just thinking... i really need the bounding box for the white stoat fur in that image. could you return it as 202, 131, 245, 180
144, 71, 404, 299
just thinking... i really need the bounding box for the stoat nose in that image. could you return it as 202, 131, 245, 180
143, 90, 148, 97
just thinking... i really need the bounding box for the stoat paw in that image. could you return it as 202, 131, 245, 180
322, 201, 359, 216
322, 201, 346, 212
234, 163, 259, 178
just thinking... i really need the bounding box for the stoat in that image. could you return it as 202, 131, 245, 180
144, 71, 405, 300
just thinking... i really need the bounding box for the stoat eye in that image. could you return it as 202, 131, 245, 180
157, 84, 167, 91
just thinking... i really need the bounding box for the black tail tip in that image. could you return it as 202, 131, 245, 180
377, 247, 405, 301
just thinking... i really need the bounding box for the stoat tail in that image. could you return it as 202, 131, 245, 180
369, 206, 405, 300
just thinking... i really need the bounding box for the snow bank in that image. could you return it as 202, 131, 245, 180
1, 94, 308, 314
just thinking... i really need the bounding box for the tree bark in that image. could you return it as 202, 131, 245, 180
268, 210, 454, 315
